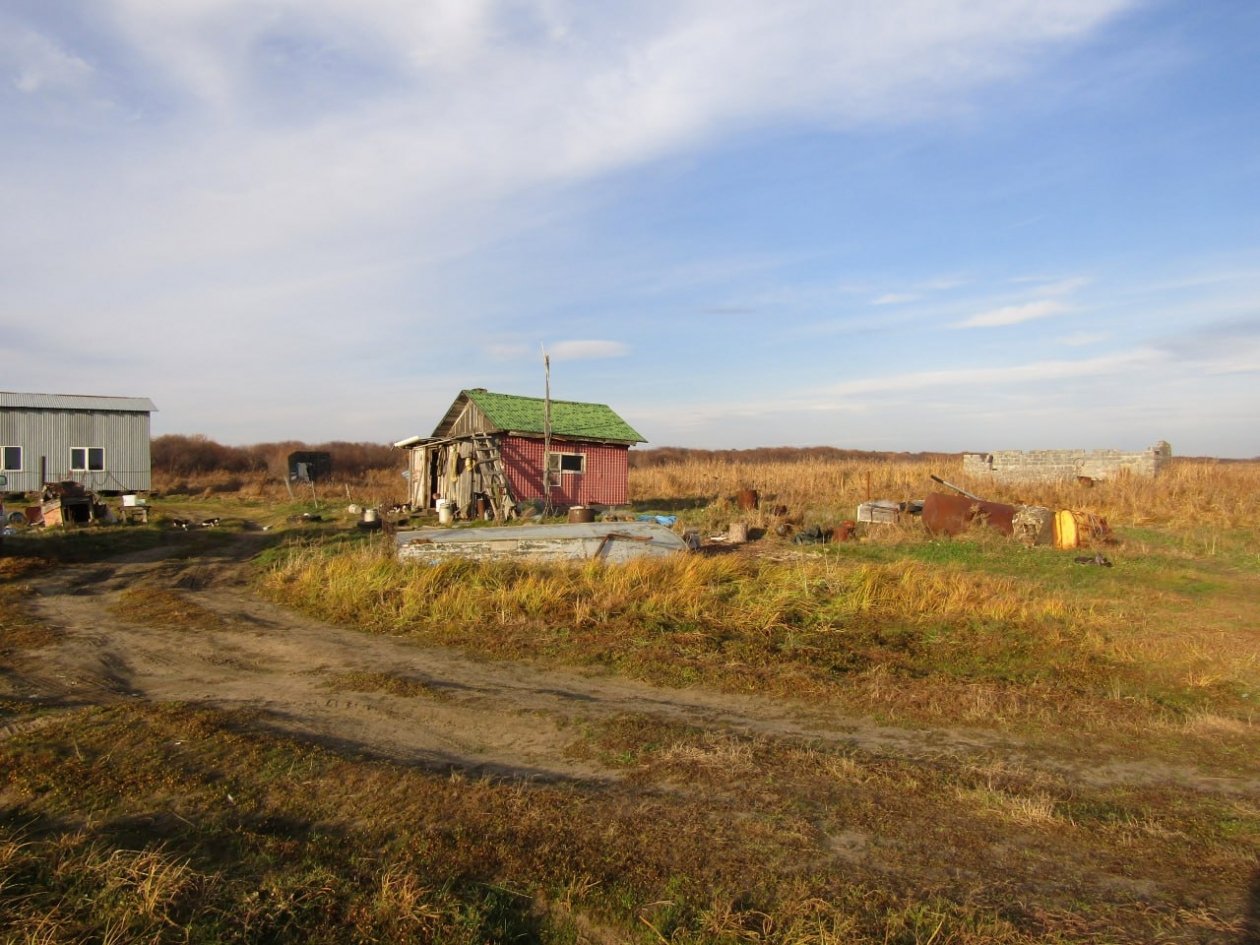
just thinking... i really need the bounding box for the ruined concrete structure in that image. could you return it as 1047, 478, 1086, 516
963, 441, 1171, 484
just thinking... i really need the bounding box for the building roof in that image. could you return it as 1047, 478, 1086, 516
0, 391, 157, 412
436, 389, 644, 443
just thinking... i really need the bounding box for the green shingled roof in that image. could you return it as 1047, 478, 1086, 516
464, 389, 644, 443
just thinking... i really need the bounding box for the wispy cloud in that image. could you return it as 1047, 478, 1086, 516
1, 1, 1139, 278
822, 347, 1163, 395
953, 299, 1070, 328
488, 343, 531, 362
1058, 331, 1110, 347
2, 24, 93, 95
632, 347, 1166, 426
24, 0, 1253, 455
1009, 275, 1091, 294
548, 340, 630, 361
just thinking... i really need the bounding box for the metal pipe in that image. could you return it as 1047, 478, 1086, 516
930, 474, 985, 502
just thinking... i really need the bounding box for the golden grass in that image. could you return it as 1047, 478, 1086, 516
629, 456, 1260, 531
0, 585, 60, 653
151, 467, 407, 508
264, 543, 1088, 634
321, 671, 451, 701
256, 518, 1260, 737
108, 587, 229, 634
2, 693, 1255, 945
5, 456, 1259, 945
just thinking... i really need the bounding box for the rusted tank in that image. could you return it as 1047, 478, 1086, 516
921, 492, 1016, 537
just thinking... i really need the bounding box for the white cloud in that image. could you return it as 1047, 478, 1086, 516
822, 347, 1164, 396
2, 25, 93, 94
4, 0, 1173, 449
1058, 331, 1109, 347
1009, 275, 1091, 295
2, 1, 1139, 278
548, 340, 630, 360
953, 299, 1069, 328
630, 348, 1167, 429
488, 343, 531, 362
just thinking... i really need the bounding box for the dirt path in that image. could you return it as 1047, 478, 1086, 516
10, 535, 1257, 795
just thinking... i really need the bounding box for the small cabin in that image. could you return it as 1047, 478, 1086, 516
395, 389, 645, 519
0, 391, 156, 494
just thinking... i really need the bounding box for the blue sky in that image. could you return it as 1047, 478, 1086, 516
2, 1, 1258, 456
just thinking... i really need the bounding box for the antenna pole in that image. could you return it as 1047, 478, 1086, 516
542, 347, 553, 516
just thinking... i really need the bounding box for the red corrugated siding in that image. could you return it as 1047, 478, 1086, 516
501, 436, 628, 506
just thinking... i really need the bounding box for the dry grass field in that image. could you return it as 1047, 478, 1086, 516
2, 453, 1258, 943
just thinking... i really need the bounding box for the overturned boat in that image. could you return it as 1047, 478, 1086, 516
395, 521, 689, 564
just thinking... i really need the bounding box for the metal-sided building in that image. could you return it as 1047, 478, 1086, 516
396, 389, 644, 518
0, 392, 157, 494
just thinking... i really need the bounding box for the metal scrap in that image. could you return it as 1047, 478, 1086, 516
922, 492, 1016, 537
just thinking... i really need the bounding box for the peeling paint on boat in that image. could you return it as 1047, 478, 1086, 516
395, 521, 688, 564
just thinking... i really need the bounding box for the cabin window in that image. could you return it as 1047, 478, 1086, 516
70, 447, 105, 472
546, 452, 585, 474
1, 446, 20, 471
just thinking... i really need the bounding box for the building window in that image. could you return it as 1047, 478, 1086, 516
1, 446, 20, 471
546, 451, 585, 474
70, 447, 105, 472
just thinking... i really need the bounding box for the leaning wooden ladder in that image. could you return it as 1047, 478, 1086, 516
471, 433, 515, 520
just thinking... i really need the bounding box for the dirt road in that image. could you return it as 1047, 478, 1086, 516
8, 535, 1256, 796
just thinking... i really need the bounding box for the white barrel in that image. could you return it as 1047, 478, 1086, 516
436, 499, 454, 525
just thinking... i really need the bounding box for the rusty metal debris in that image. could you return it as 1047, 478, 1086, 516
923, 472, 1113, 554
929, 474, 985, 502
40, 482, 101, 527
1012, 505, 1053, 545
1074, 553, 1113, 567
922, 492, 1017, 537
791, 524, 828, 544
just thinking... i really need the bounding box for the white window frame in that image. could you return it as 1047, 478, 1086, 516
1, 445, 20, 472
546, 451, 586, 474
70, 446, 105, 472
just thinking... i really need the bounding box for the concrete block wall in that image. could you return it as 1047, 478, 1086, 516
963, 441, 1171, 484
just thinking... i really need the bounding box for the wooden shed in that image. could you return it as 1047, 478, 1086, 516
395, 389, 644, 519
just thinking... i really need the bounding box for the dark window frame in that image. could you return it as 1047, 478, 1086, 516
1, 446, 21, 471
70, 447, 105, 472
546, 451, 586, 474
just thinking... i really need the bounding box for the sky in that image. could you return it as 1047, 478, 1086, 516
2, 1, 1259, 456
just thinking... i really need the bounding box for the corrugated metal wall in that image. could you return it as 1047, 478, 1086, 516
501, 436, 629, 506
0, 408, 152, 493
